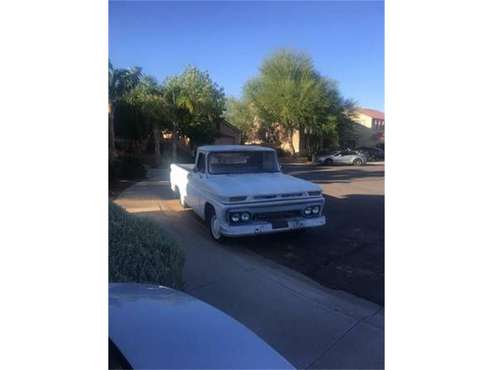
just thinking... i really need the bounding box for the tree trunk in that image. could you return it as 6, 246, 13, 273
172, 121, 178, 162
288, 129, 296, 155
109, 102, 116, 161
153, 124, 161, 167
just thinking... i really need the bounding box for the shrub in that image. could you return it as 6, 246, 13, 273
109, 156, 147, 183
109, 202, 185, 289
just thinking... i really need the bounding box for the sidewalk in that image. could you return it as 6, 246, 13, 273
115, 169, 384, 369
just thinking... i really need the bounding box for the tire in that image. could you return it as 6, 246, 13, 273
206, 206, 224, 242
324, 158, 333, 166
353, 158, 363, 166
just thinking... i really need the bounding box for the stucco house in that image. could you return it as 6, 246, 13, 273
276, 108, 385, 154
247, 107, 385, 155
352, 108, 385, 147
214, 119, 242, 145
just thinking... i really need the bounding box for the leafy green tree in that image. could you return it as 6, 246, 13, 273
243, 49, 356, 155
224, 97, 257, 142
303, 77, 357, 154
335, 98, 358, 148
162, 67, 225, 158
108, 62, 142, 160
125, 76, 169, 166
243, 50, 327, 153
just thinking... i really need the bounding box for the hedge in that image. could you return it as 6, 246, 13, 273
109, 156, 147, 183
109, 202, 185, 289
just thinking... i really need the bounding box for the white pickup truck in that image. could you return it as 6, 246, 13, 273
170, 145, 325, 241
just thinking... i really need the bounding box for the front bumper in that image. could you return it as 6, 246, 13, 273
220, 216, 326, 237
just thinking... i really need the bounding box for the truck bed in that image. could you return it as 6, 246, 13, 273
169, 163, 194, 196
173, 163, 194, 172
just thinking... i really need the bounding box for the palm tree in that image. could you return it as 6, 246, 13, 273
108, 62, 142, 160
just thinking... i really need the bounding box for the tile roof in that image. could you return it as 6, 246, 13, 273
357, 108, 385, 120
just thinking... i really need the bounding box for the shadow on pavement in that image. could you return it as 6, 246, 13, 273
230, 193, 384, 305
284, 165, 384, 184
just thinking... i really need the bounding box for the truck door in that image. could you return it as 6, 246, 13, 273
187, 152, 206, 214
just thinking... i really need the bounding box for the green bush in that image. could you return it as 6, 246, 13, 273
109, 156, 147, 183
109, 202, 185, 289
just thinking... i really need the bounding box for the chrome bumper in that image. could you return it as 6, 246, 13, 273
220, 216, 326, 237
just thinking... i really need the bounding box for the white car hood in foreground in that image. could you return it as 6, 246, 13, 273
109, 283, 294, 369
205, 172, 321, 198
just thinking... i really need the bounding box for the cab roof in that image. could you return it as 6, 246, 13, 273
198, 145, 275, 153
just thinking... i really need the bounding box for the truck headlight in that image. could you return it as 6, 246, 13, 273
312, 206, 320, 215
303, 207, 312, 216
230, 213, 240, 223
241, 212, 250, 222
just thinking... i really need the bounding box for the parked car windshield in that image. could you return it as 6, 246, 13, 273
208, 151, 279, 174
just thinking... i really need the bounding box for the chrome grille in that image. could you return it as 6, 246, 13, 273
253, 194, 277, 200
254, 210, 301, 222
253, 192, 304, 200
281, 192, 303, 198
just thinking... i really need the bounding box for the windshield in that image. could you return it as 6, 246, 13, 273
208, 151, 279, 175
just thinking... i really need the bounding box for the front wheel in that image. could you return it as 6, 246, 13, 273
207, 208, 224, 242
324, 158, 333, 166
353, 158, 363, 166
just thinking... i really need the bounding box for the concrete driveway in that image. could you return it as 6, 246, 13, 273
115, 167, 384, 369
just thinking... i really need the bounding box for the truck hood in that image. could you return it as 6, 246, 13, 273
205, 172, 321, 198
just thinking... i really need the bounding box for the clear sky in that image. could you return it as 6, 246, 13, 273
109, 1, 384, 111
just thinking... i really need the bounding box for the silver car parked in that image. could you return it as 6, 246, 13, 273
316, 150, 367, 166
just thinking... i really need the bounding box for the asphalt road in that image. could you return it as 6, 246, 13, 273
240, 163, 385, 305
